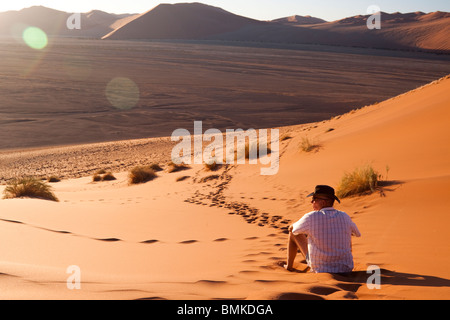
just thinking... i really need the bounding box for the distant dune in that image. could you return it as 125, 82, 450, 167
309, 11, 450, 53
0, 4, 448, 53
101, 4, 450, 53
102, 3, 264, 40
0, 6, 138, 39
272, 15, 327, 25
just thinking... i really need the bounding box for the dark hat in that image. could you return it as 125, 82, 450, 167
307, 185, 340, 203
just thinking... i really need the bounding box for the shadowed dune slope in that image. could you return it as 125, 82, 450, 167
102, 3, 264, 40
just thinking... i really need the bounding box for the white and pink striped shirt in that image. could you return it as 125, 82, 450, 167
292, 207, 361, 273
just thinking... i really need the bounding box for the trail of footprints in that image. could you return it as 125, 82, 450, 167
0, 166, 291, 246
184, 166, 292, 234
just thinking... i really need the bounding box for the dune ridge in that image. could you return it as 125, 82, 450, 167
0, 4, 448, 53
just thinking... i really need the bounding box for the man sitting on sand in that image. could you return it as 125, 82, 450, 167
284, 185, 361, 273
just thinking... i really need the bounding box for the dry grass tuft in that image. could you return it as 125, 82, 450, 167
92, 171, 116, 182
336, 165, 380, 198
101, 172, 116, 181
47, 176, 61, 183
300, 136, 320, 152
167, 162, 190, 173
3, 177, 59, 201
128, 166, 157, 184
149, 163, 163, 172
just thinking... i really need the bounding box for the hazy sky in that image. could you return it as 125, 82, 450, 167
1, 0, 449, 21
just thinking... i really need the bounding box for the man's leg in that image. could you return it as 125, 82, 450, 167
286, 232, 308, 270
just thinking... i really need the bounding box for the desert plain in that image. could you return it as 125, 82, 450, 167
0, 14, 450, 300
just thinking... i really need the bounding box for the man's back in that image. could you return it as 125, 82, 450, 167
292, 207, 361, 273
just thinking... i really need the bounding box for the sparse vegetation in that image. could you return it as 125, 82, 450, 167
149, 163, 163, 172
101, 172, 116, 181
128, 166, 157, 184
47, 176, 61, 183
204, 158, 221, 171
167, 162, 190, 173
3, 177, 59, 201
336, 164, 381, 198
93, 170, 116, 182
300, 136, 320, 152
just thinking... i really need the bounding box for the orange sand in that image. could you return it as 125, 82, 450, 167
0, 75, 449, 300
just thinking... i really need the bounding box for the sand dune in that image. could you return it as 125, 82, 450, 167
0, 4, 448, 53
309, 11, 450, 53
0, 74, 448, 299
272, 15, 327, 25
0, 6, 138, 39
101, 3, 450, 53
102, 3, 263, 40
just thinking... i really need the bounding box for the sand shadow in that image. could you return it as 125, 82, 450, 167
377, 180, 405, 197
378, 180, 404, 188
332, 268, 450, 290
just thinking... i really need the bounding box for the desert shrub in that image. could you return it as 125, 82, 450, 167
167, 162, 190, 173
300, 136, 319, 152
149, 163, 163, 172
3, 177, 59, 201
101, 172, 116, 181
47, 176, 61, 183
129, 166, 157, 184
205, 162, 217, 171
336, 165, 380, 198
92, 170, 116, 182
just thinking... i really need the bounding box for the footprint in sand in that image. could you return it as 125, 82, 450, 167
0, 218, 24, 224
141, 239, 159, 244
179, 240, 198, 244
96, 238, 122, 242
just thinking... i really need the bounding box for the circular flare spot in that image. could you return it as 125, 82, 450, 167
22, 27, 48, 50
105, 77, 140, 110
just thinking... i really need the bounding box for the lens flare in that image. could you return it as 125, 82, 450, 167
105, 77, 140, 110
22, 27, 48, 50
